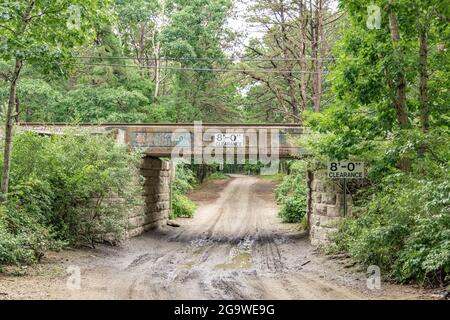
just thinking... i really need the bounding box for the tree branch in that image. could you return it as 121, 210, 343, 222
0, 24, 16, 34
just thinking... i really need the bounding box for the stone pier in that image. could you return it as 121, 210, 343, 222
127, 156, 172, 237
307, 170, 352, 246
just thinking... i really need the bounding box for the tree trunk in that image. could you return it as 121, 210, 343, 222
0, 1, 34, 201
138, 23, 146, 64
388, 5, 409, 128
280, 1, 299, 122
15, 95, 20, 123
1, 59, 22, 201
388, 1, 411, 172
311, 0, 323, 112
298, 0, 308, 116
154, 41, 161, 98
419, 23, 429, 132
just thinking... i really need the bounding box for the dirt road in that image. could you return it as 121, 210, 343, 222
0, 175, 434, 299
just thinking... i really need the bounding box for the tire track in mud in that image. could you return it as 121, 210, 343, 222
118, 179, 245, 298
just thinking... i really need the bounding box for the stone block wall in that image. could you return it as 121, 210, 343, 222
126, 156, 172, 237
307, 170, 352, 246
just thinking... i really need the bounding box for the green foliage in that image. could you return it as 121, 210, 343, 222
52, 86, 153, 123
0, 201, 57, 265
173, 164, 197, 194
207, 172, 228, 180
0, 78, 62, 122
259, 173, 285, 183
278, 196, 306, 223
243, 161, 265, 175
275, 161, 307, 203
0, 226, 38, 265
332, 170, 449, 284
113, 0, 240, 123
160, 0, 231, 64
238, 0, 340, 121
0, 0, 112, 74
301, 1, 449, 285
170, 164, 197, 219
0, 131, 143, 264
171, 193, 197, 219
275, 161, 308, 224
0, 0, 242, 124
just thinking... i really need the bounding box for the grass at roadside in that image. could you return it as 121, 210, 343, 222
259, 173, 285, 183
207, 172, 229, 181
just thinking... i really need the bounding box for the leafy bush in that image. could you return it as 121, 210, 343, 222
171, 193, 197, 219
243, 161, 265, 175
332, 170, 450, 285
173, 164, 197, 194
0, 131, 143, 264
170, 164, 198, 219
0, 228, 37, 265
279, 196, 306, 223
275, 161, 308, 224
0, 200, 52, 265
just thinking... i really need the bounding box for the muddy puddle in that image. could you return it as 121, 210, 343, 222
214, 252, 253, 270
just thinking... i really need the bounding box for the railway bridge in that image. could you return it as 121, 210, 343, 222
17, 122, 307, 158
17, 122, 309, 236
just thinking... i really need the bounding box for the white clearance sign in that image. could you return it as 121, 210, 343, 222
327, 161, 364, 179
214, 133, 244, 147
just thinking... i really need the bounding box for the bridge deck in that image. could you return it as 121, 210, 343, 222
17, 123, 308, 158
